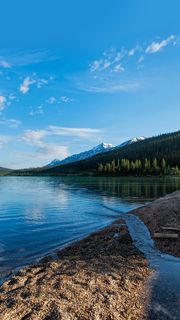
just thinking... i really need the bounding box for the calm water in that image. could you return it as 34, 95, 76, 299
0, 176, 180, 281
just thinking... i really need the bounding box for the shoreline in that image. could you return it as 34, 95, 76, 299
0, 220, 151, 320
130, 190, 180, 257
0, 191, 180, 319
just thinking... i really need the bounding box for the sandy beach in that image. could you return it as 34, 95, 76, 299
0, 191, 180, 320
0, 222, 151, 320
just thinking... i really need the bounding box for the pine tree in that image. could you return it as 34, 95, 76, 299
98, 163, 104, 173
152, 158, 158, 174
111, 160, 116, 174
161, 158, 166, 174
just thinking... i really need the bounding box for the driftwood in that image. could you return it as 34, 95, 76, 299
153, 233, 178, 239
161, 227, 180, 232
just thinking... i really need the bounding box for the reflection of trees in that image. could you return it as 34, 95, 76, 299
55, 177, 180, 201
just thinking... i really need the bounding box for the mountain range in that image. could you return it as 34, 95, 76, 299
47, 137, 146, 167
3, 130, 180, 176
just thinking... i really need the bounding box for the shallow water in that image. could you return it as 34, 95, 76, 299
104, 205, 180, 320
0, 176, 180, 286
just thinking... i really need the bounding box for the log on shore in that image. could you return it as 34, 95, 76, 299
153, 233, 178, 239
161, 227, 180, 232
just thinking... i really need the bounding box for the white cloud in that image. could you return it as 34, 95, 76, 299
8, 94, 17, 101
77, 47, 144, 93
22, 126, 102, 149
0, 58, 11, 68
89, 48, 125, 73
146, 35, 175, 54
46, 96, 74, 105
112, 64, 125, 73
60, 96, 74, 103
19, 77, 36, 94
20, 125, 102, 166
21, 129, 70, 165
47, 97, 57, 104
16, 144, 69, 167
29, 105, 44, 116
0, 118, 21, 128
48, 126, 102, 138
0, 135, 10, 148
90, 59, 103, 72
0, 50, 59, 68
137, 55, 144, 64
36, 78, 49, 89
77, 75, 140, 93
35, 144, 68, 160
128, 45, 141, 56
22, 129, 47, 146
19, 76, 51, 94
0, 96, 7, 111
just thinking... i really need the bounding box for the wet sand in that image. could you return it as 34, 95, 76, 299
131, 190, 180, 257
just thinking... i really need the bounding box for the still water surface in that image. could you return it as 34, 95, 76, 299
0, 176, 180, 281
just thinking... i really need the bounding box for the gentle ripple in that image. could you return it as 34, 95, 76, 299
0, 176, 180, 282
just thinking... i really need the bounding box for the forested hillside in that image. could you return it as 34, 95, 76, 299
0, 167, 13, 176
11, 130, 180, 176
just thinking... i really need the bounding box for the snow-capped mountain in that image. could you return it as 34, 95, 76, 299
47, 143, 114, 167
47, 137, 146, 167
117, 136, 146, 148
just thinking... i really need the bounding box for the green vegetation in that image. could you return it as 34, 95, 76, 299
0, 167, 13, 176
98, 158, 180, 176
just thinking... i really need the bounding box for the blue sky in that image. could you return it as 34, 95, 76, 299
0, 0, 180, 169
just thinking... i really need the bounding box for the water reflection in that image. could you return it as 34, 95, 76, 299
53, 176, 180, 201
0, 176, 180, 282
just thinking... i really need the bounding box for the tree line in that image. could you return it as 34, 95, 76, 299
97, 158, 180, 176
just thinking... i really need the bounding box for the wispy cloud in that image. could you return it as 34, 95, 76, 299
21, 129, 69, 165
0, 96, 7, 111
46, 95, 74, 105
89, 48, 126, 74
76, 35, 179, 94
20, 125, 102, 166
60, 96, 74, 103
19, 77, 36, 94
128, 45, 142, 56
8, 94, 17, 101
22, 126, 102, 149
79, 81, 140, 93
0, 135, 11, 148
29, 105, 44, 116
22, 129, 47, 146
136, 54, 144, 65
0, 58, 11, 68
0, 93, 17, 112
16, 144, 69, 167
0, 118, 22, 128
19, 75, 51, 94
0, 50, 59, 68
48, 126, 102, 138
75, 74, 140, 93
146, 35, 175, 54
46, 96, 57, 104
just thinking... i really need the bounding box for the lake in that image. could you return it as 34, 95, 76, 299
0, 176, 180, 281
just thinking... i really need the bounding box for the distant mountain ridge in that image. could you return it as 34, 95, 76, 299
47, 137, 146, 167
7, 130, 180, 176
0, 167, 12, 175
47, 142, 114, 167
